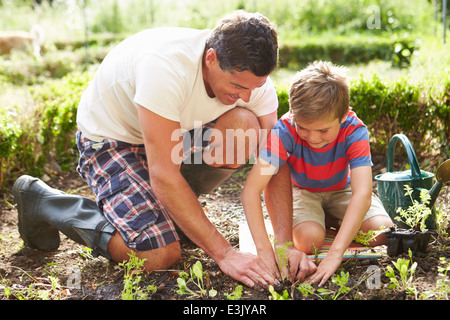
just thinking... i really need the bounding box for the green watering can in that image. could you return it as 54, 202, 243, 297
375, 134, 450, 230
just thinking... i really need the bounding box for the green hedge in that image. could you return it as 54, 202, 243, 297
0, 71, 91, 189
1, 70, 449, 190
277, 75, 449, 158
279, 35, 415, 69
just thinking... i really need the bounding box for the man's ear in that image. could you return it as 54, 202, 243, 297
204, 48, 217, 67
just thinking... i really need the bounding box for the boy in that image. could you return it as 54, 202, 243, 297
241, 61, 393, 285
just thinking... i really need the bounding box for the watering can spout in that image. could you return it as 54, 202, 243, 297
428, 159, 450, 209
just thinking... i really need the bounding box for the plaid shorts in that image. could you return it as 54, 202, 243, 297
75, 124, 214, 251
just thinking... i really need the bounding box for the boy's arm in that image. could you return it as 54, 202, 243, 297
264, 163, 293, 245
308, 165, 373, 286
242, 158, 281, 279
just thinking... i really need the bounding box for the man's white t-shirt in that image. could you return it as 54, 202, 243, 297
77, 27, 278, 145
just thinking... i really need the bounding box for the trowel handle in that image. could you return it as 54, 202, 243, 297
386, 134, 421, 179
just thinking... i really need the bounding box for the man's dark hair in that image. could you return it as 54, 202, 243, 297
205, 10, 278, 77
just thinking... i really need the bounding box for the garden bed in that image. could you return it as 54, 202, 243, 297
0, 157, 449, 303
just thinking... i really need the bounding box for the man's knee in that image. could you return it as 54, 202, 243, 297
139, 241, 181, 271
207, 107, 261, 168
108, 233, 181, 271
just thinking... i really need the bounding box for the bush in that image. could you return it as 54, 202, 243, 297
279, 35, 416, 69
0, 113, 23, 188
0, 47, 85, 86
350, 75, 449, 157
0, 70, 91, 189
1, 68, 448, 190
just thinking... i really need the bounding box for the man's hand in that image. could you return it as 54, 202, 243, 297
276, 245, 317, 282
216, 247, 279, 289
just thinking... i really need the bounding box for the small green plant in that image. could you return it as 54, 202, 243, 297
435, 204, 449, 239
273, 240, 293, 280
224, 285, 243, 300
268, 285, 291, 300
119, 251, 155, 300
297, 282, 316, 298
385, 249, 418, 297
311, 243, 320, 265
0, 267, 68, 300
434, 257, 450, 300
77, 246, 95, 260
314, 271, 351, 300
297, 271, 351, 300
331, 271, 351, 299
354, 227, 386, 247
176, 261, 217, 298
395, 185, 432, 231
421, 257, 450, 300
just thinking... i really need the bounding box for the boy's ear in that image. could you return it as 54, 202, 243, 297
289, 109, 295, 125
340, 108, 351, 123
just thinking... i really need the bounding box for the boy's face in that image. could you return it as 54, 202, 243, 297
293, 112, 348, 149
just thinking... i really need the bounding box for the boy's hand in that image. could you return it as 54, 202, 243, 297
306, 250, 342, 286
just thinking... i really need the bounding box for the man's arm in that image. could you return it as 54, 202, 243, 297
242, 158, 281, 279
137, 105, 277, 287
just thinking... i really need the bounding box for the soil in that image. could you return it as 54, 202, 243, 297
1, 154, 449, 303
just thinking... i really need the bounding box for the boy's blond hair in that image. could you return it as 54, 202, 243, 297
289, 61, 349, 122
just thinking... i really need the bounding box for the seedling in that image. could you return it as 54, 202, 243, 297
0, 267, 69, 300
434, 257, 450, 300
421, 257, 450, 300
435, 204, 449, 239
176, 261, 217, 298
119, 251, 156, 300
297, 271, 351, 300
354, 227, 386, 247
395, 185, 432, 231
385, 249, 417, 296
76, 246, 95, 260
273, 239, 293, 280
331, 271, 351, 299
225, 285, 243, 300
311, 243, 320, 265
268, 285, 290, 300
297, 282, 316, 298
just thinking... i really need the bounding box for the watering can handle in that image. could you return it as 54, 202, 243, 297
386, 134, 421, 179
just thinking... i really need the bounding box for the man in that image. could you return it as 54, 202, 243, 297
13, 11, 314, 288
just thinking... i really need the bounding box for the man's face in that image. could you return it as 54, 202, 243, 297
203, 49, 268, 105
